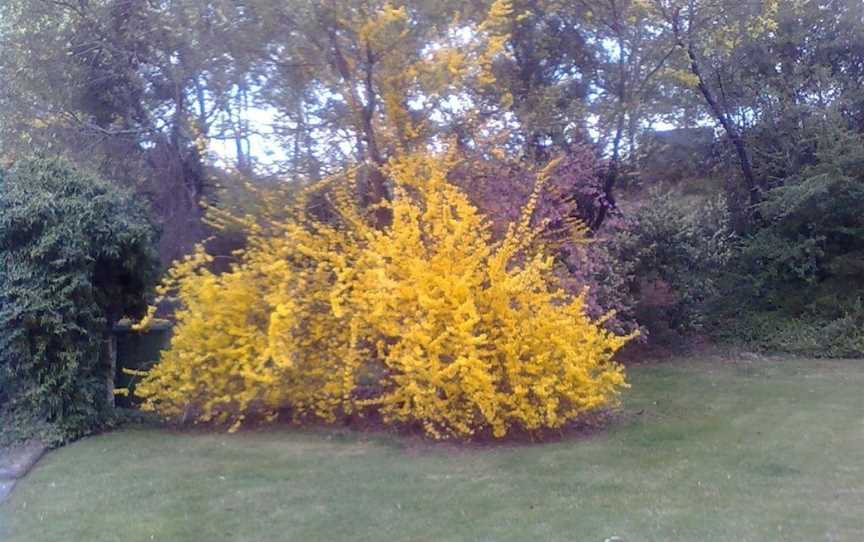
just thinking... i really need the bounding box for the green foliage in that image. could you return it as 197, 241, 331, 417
2, 0, 862, 361
0, 157, 159, 444
757, 123, 864, 288
716, 306, 864, 359
613, 193, 735, 341
716, 121, 864, 355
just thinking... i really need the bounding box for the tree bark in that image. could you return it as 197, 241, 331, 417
591, 0, 628, 230
325, 28, 389, 226
591, 113, 624, 230
672, 9, 761, 211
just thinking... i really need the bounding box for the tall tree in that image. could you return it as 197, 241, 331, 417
654, 0, 780, 212
582, 0, 678, 227
0, 0, 258, 261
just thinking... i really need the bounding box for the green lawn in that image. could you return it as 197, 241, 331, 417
2, 355, 863, 541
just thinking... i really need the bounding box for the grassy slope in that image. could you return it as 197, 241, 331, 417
2, 355, 863, 542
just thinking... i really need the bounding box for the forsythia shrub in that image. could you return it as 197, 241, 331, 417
137, 152, 633, 438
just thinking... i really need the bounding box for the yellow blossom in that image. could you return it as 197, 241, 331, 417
136, 149, 632, 438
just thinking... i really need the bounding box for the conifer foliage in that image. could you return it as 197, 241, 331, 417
0, 158, 159, 444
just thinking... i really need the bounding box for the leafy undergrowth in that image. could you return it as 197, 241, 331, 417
716, 311, 864, 359
2, 355, 863, 542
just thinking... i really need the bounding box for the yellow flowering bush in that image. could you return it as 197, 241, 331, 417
137, 152, 633, 438
133, 249, 282, 428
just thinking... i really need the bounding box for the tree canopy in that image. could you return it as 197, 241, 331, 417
1, 0, 863, 363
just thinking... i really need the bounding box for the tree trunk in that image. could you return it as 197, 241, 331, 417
672, 11, 761, 212
684, 43, 760, 209
104, 330, 117, 408
591, 113, 624, 230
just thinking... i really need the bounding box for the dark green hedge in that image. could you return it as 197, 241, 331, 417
0, 157, 159, 445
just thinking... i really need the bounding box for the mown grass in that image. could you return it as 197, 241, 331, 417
2, 354, 863, 541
